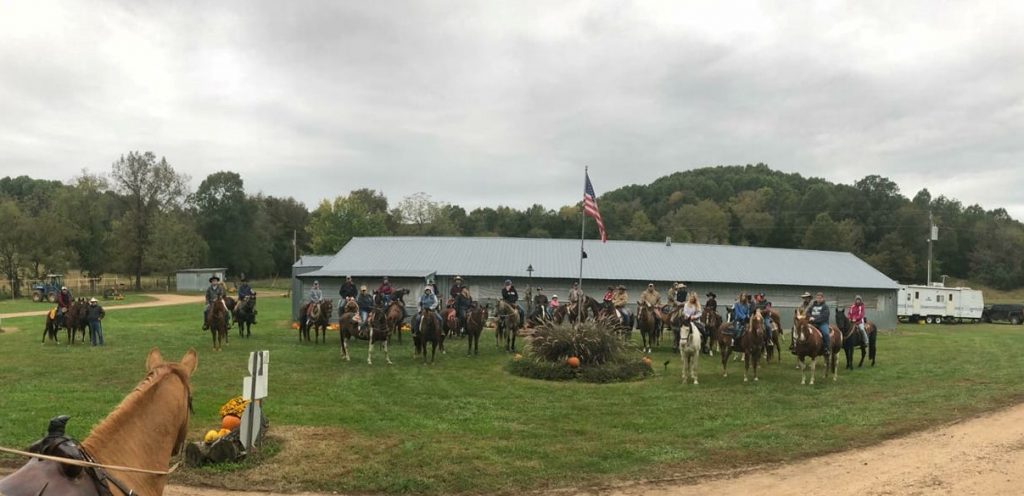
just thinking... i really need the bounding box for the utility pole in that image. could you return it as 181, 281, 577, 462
927, 212, 937, 285
292, 230, 298, 264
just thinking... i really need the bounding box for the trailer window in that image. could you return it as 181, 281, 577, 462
915, 291, 919, 299
937, 295, 944, 303
949, 293, 953, 301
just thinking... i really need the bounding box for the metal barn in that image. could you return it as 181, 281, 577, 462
175, 267, 227, 293
292, 237, 900, 329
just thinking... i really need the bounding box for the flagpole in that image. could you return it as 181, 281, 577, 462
579, 166, 586, 292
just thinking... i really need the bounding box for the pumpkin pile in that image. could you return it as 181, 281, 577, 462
203, 396, 249, 444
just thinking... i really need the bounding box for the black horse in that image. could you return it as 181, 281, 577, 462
414, 308, 445, 363
836, 308, 878, 369
233, 294, 258, 338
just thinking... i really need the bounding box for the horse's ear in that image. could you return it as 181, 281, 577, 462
146, 347, 164, 371
179, 348, 198, 375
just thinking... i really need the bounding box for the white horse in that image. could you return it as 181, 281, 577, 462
679, 319, 702, 385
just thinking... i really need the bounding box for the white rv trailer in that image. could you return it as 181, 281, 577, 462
897, 284, 984, 324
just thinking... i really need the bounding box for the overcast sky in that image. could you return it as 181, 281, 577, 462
1, 1, 1022, 220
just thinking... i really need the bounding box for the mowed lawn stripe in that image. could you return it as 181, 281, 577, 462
1, 295, 1022, 494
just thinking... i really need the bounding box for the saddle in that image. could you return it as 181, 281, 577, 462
0, 416, 132, 496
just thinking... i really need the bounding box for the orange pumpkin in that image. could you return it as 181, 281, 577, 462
291, 322, 300, 330
642, 356, 653, 366
566, 356, 581, 368
218, 428, 231, 437
221, 414, 241, 431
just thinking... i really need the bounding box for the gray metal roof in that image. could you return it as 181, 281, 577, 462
292, 255, 335, 268
302, 237, 899, 290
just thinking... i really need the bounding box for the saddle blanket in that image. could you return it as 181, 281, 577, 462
48, 307, 57, 319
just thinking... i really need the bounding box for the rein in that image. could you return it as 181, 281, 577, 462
0, 446, 180, 476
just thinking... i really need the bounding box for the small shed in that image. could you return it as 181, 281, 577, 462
175, 268, 227, 293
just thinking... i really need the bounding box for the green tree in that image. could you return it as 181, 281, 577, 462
55, 172, 114, 279
659, 200, 729, 244
190, 171, 273, 277
258, 195, 310, 275
0, 199, 29, 296
307, 194, 390, 253
110, 152, 188, 289
622, 211, 658, 241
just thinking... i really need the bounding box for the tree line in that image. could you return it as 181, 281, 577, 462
3, 157, 1022, 296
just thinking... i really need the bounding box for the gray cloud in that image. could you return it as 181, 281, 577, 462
1, 0, 1022, 220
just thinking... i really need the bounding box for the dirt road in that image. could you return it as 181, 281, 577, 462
0, 294, 203, 319
158, 401, 1024, 496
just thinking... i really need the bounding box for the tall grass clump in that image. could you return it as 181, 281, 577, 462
508, 320, 652, 383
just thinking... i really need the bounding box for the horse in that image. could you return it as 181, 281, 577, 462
383, 289, 409, 343
595, 302, 629, 341
836, 309, 878, 369
442, 301, 460, 338
299, 299, 333, 343
233, 294, 257, 338
66, 299, 89, 344
567, 295, 603, 324
678, 315, 702, 385
42, 306, 64, 344
207, 295, 230, 351
339, 306, 393, 365
495, 300, 521, 352
700, 309, 721, 355
414, 307, 445, 363
759, 307, 783, 363
793, 309, 844, 384
714, 310, 765, 381
0, 347, 196, 496
636, 301, 659, 354
464, 303, 488, 356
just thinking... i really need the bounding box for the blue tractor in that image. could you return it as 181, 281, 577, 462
30, 274, 65, 303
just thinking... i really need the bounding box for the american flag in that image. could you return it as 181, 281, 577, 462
583, 172, 607, 242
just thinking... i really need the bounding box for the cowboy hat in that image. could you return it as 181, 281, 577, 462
800, 291, 812, 298
209, 275, 220, 282
89, 297, 97, 303
676, 282, 687, 288
454, 275, 463, 280
552, 295, 559, 299
706, 292, 716, 298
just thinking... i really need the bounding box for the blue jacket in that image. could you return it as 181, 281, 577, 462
733, 302, 751, 322
356, 293, 374, 311
419, 292, 438, 310
238, 284, 253, 298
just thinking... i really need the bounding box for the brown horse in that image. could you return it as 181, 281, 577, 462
414, 308, 445, 363
701, 309, 722, 355
495, 300, 521, 352
339, 306, 393, 365
761, 308, 783, 363
66, 299, 89, 344
714, 310, 765, 381
793, 309, 843, 384
465, 303, 488, 356
384, 299, 407, 344
208, 296, 230, 351
0, 348, 196, 496
636, 301, 658, 354
554, 295, 600, 324
300, 300, 333, 344
442, 303, 460, 338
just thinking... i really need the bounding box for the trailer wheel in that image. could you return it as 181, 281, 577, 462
924, 316, 932, 324
1011, 316, 1022, 325
47, 293, 57, 303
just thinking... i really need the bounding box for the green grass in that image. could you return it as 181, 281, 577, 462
1, 297, 1022, 494
0, 293, 156, 314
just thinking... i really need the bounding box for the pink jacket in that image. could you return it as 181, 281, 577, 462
847, 303, 865, 323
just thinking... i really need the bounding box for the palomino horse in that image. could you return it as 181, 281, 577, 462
464, 303, 488, 356
233, 294, 257, 338
300, 300, 333, 344
714, 310, 765, 381
793, 309, 844, 384
495, 300, 521, 352
208, 296, 230, 351
678, 315, 702, 385
414, 308, 445, 363
0, 348, 196, 496
836, 309, 878, 369
636, 301, 659, 354
338, 307, 392, 365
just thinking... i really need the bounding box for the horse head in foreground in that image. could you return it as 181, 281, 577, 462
0, 347, 197, 496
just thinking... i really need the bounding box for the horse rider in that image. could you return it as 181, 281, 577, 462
669, 282, 687, 307
799, 291, 813, 313
412, 287, 441, 336
639, 283, 663, 330
754, 291, 773, 342
730, 292, 752, 339
846, 295, 870, 345
531, 288, 549, 322
55, 286, 72, 325
203, 275, 225, 330
237, 275, 257, 324
548, 295, 560, 319
567, 281, 584, 315
377, 276, 393, 306
807, 291, 832, 360
501, 279, 525, 324
612, 285, 632, 328
602, 285, 615, 306
681, 292, 705, 350
339, 275, 357, 301
356, 285, 374, 331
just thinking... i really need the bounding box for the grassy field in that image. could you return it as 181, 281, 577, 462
1, 294, 1022, 494
0, 293, 156, 315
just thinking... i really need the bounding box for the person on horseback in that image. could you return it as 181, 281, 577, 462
531, 288, 549, 322
754, 291, 773, 342
548, 295, 560, 319
682, 292, 704, 335
237, 275, 257, 324
356, 285, 374, 331
501, 279, 525, 324
799, 291, 813, 313
339, 275, 357, 301
669, 282, 687, 307
807, 291, 832, 359
847, 295, 870, 345
202, 275, 225, 330
612, 285, 632, 328
730, 292, 752, 339
412, 287, 440, 336
567, 282, 583, 315
640, 283, 663, 329
377, 276, 393, 305
55, 286, 72, 325
602, 285, 614, 305
705, 292, 717, 313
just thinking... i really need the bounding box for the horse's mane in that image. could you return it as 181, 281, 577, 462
85, 364, 191, 448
